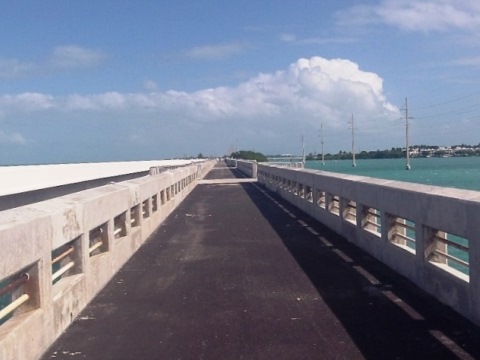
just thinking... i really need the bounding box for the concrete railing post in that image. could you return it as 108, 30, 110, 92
256, 162, 479, 327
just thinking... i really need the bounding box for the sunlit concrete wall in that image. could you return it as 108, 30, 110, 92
257, 163, 480, 327
0, 160, 204, 211
0, 160, 216, 360
228, 159, 257, 178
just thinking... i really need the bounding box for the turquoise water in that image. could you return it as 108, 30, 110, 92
305, 157, 480, 191
306, 156, 475, 275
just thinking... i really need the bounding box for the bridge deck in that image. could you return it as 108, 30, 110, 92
40, 163, 480, 360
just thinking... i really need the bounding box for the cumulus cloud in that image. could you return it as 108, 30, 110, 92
3, 56, 397, 124
0, 56, 399, 156
336, 0, 480, 32
50, 57, 394, 125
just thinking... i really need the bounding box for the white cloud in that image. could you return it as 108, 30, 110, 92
64, 94, 98, 110
4, 56, 398, 123
335, 4, 382, 28
0, 45, 105, 79
1, 56, 399, 156
185, 42, 245, 60
49, 45, 105, 69
0, 92, 55, 111
280, 33, 356, 45
336, 0, 480, 32
65, 92, 160, 111
280, 33, 297, 42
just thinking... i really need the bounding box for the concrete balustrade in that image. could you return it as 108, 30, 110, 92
231, 159, 302, 178
257, 163, 480, 326
226, 159, 258, 178
0, 160, 216, 360
0, 160, 204, 212
238, 160, 258, 178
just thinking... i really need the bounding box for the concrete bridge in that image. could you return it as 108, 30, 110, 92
1, 160, 480, 359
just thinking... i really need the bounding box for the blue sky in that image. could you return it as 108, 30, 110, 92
1, 0, 480, 164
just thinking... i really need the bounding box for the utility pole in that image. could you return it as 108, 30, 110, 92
320, 123, 325, 165
403, 98, 413, 170
301, 135, 306, 166
350, 114, 356, 167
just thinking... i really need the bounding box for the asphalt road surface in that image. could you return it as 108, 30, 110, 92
40, 163, 480, 360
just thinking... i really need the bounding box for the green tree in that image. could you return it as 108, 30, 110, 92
230, 150, 268, 162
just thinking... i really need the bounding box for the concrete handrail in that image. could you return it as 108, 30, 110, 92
0, 160, 216, 360
227, 159, 258, 178
0, 160, 205, 212
257, 163, 480, 326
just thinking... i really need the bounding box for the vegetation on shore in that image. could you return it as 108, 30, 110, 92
224, 144, 480, 163
305, 144, 480, 161
230, 150, 268, 162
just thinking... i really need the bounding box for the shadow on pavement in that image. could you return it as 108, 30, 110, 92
241, 181, 480, 360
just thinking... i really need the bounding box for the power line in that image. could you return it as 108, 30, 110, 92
410, 90, 480, 111
415, 102, 480, 120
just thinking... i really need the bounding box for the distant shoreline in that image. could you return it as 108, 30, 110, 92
304, 144, 480, 161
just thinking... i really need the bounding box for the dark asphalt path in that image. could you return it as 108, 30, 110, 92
40, 163, 480, 360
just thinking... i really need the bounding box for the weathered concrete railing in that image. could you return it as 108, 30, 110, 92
266, 161, 303, 168
230, 159, 303, 178
0, 160, 216, 360
226, 159, 258, 178
257, 164, 480, 326
0, 160, 203, 212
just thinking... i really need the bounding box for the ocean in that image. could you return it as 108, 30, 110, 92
305, 156, 480, 192
306, 156, 475, 275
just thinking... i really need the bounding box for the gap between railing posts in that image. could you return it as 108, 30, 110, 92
0, 273, 30, 324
